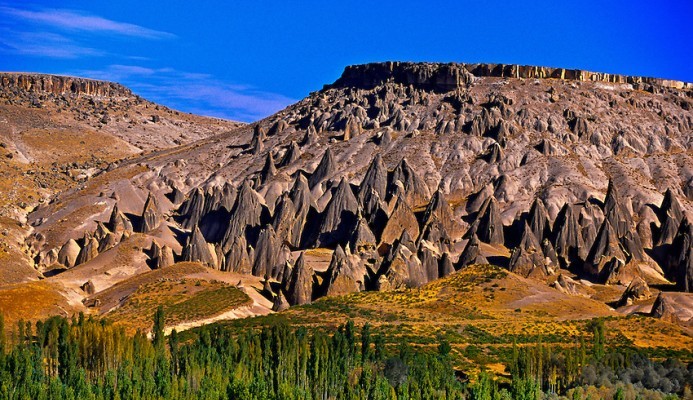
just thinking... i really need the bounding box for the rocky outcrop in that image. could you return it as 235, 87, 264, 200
272, 291, 290, 312
149, 241, 174, 269
328, 62, 692, 92
617, 276, 652, 306
650, 292, 681, 323
0, 73, 133, 98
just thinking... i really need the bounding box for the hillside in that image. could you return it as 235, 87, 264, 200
0, 73, 244, 288
0, 62, 691, 353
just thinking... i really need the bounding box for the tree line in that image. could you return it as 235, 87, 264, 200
0, 312, 689, 399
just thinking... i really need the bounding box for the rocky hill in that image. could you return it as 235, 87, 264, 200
0, 72, 244, 292
2, 62, 692, 334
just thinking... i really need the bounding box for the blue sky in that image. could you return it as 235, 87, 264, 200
1, 1, 691, 122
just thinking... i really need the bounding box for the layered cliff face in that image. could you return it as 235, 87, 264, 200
5, 62, 693, 327
331, 61, 693, 92
1, 73, 133, 98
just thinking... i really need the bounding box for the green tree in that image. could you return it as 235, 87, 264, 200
152, 305, 165, 350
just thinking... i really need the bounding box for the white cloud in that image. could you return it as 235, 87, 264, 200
0, 6, 174, 39
0, 28, 104, 58
71, 65, 297, 122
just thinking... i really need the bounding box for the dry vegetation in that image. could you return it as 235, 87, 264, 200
106, 278, 250, 334
218, 265, 693, 369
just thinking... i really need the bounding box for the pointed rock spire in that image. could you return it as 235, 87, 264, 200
224, 235, 252, 274
308, 149, 336, 189
179, 187, 205, 230
378, 231, 426, 289
380, 196, 420, 245
659, 188, 684, 223
139, 192, 161, 233
508, 246, 547, 278
527, 198, 551, 242
272, 194, 298, 246
252, 225, 286, 280
279, 141, 302, 167
419, 247, 440, 282
419, 217, 452, 254
551, 203, 584, 264
301, 125, 318, 146
286, 253, 314, 305
259, 152, 278, 184
75, 237, 99, 266
656, 189, 684, 247
183, 225, 216, 268
388, 158, 431, 207
221, 180, 267, 253
349, 217, 377, 255
108, 203, 133, 234
250, 124, 266, 155
97, 232, 117, 253
322, 245, 361, 296
358, 153, 388, 205
585, 220, 626, 279
474, 196, 504, 245
149, 241, 174, 269
603, 180, 631, 238
456, 234, 489, 269
315, 177, 359, 248
669, 219, 692, 292
422, 189, 461, 237
518, 222, 541, 251
439, 253, 455, 278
